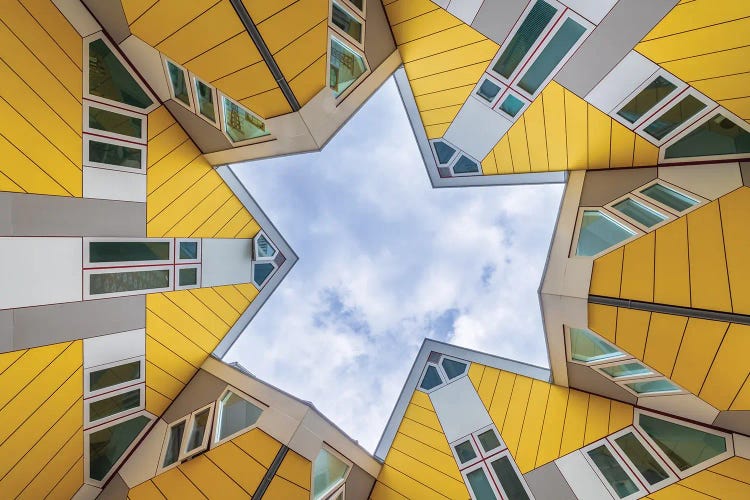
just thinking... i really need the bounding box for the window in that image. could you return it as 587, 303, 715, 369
255, 233, 277, 259
664, 112, 750, 160
179, 240, 200, 261
612, 431, 672, 488
583, 442, 644, 499
215, 390, 264, 443
569, 327, 624, 363
597, 361, 653, 380
441, 357, 468, 380
176, 265, 200, 290
639, 183, 699, 213
159, 404, 215, 471
331, 1, 363, 46
477, 77, 502, 104
466, 467, 497, 500
432, 140, 457, 165
165, 59, 193, 110
253, 262, 277, 288
185, 406, 212, 453
638, 90, 714, 145
418, 354, 470, 392
87, 358, 143, 395
312, 446, 351, 500
87, 240, 172, 266
453, 155, 480, 175
489, 455, 531, 500
498, 93, 526, 118
420, 364, 444, 391
455, 440, 479, 465
87, 414, 152, 483
575, 209, 636, 257
329, 36, 368, 99
193, 77, 219, 125
252, 232, 281, 288
611, 197, 668, 229
86, 387, 143, 426
221, 95, 269, 144
87, 37, 154, 111
85, 137, 146, 173
623, 378, 682, 396
616, 75, 679, 126
162, 419, 186, 468
86, 103, 146, 142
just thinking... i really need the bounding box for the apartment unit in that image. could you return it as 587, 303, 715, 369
0, 0, 748, 499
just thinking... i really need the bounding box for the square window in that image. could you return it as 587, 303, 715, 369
179, 241, 198, 260
477, 429, 502, 453
477, 78, 501, 103
178, 267, 198, 287
499, 94, 525, 118
454, 440, 478, 464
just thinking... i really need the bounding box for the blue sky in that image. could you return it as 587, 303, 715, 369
227, 78, 564, 453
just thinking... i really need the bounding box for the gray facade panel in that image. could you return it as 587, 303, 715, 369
741, 161, 750, 187
524, 461, 578, 500
579, 167, 658, 206
713, 410, 750, 436
567, 362, 637, 404
164, 100, 233, 154
365, 0, 397, 71
3, 193, 145, 237
82, 0, 131, 44
162, 369, 228, 424
345, 464, 377, 500
0, 310, 12, 353
12, 296, 145, 350
472, 0, 528, 45
98, 473, 129, 500
554, 0, 679, 98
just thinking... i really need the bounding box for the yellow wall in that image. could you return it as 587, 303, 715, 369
147, 106, 261, 238
145, 284, 259, 415
265, 450, 312, 500
0, 341, 83, 498
588, 303, 750, 411
384, 0, 499, 139
0, 0, 82, 197
481, 82, 659, 175
645, 457, 750, 499
636, 0, 750, 125
128, 428, 284, 498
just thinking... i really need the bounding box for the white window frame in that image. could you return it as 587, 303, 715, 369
84, 384, 145, 428
84, 410, 154, 487
83, 135, 147, 174
162, 56, 195, 112
329, 0, 365, 51
218, 93, 272, 147
565, 325, 629, 366
634, 409, 734, 479
636, 88, 717, 146
252, 260, 278, 289
609, 68, 688, 130
570, 207, 642, 259
620, 377, 686, 398
450, 435, 483, 469
472, 424, 505, 457
473, 74, 507, 108
84, 265, 174, 300
461, 461, 503, 500
83, 100, 148, 144
450, 153, 483, 177
312, 444, 353, 500
607, 426, 678, 492
486, 450, 536, 500
175, 238, 201, 263
213, 387, 267, 446
326, 483, 345, 500
83, 34, 159, 114
339, 0, 364, 18
175, 264, 201, 290
634, 179, 706, 217
430, 138, 459, 166
659, 107, 750, 163
191, 74, 221, 127
183, 403, 216, 458
439, 355, 470, 381
253, 231, 277, 261
604, 193, 673, 233
494, 87, 532, 120
594, 358, 658, 382
158, 416, 189, 473
326, 32, 371, 103
417, 361, 446, 393
84, 237, 174, 269
582, 439, 647, 500
84, 355, 145, 398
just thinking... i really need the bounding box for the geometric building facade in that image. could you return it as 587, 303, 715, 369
1, 0, 749, 499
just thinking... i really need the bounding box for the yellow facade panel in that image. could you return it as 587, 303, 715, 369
620, 232, 654, 302
415, 85, 475, 112
205, 441, 267, 495
609, 121, 635, 168
191, 196, 245, 238
680, 469, 750, 498
162, 185, 232, 237
146, 386, 172, 416
542, 82, 568, 171
425, 123, 450, 139
20, 0, 82, 69
235, 218, 261, 238
384, 450, 467, 499
535, 385, 568, 468
128, 479, 167, 500
287, 54, 327, 108
654, 217, 691, 307
410, 388, 433, 410
201, 286, 247, 318
211, 60, 278, 107
404, 403, 443, 432
231, 429, 282, 469
420, 105, 463, 127
240, 87, 293, 119
146, 311, 210, 368
508, 118, 531, 173
700, 323, 750, 410
525, 98, 549, 172
587, 106, 611, 169
501, 375, 533, 457
692, 72, 750, 103
148, 131, 193, 177
121, 0, 158, 23
145, 335, 201, 383
719, 187, 750, 315
565, 91, 588, 170
662, 45, 750, 83
608, 400, 634, 433
179, 454, 248, 499
128, 0, 220, 47
398, 24, 490, 64
148, 166, 221, 230
385, 0, 438, 26
614, 307, 650, 359
264, 476, 309, 500
493, 136, 515, 174
404, 40, 498, 80
477, 367, 500, 408
515, 380, 550, 473
643, 312, 687, 377
0, 171, 23, 193
0, 342, 70, 409
731, 376, 750, 410
274, 20, 327, 82
559, 390, 589, 456
152, 467, 206, 499
391, 8, 462, 45
47, 458, 84, 500
397, 418, 452, 456
646, 484, 715, 500
233, 282, 260, 303
641, 0, 750, 41
376, 463, 451, 500
370, 481, 409, 500
583, 395, 610, 444
147, 293, 221, 350
148, 106, 176, 139
723, 96, 750, 120
241, 0, 297, 24
588, 303, 617, 343
687, 201, 732, 312
590, 247, 623, 298
481, 152, 499, 175
632, 135, 658, 166
488, 370, 516, 430
256, 0, 327, 54
708, 457, 750, 488
671, 318, 728, 395
391, 433, 462, 481
17, 426, 82, 500
186, 33, 263, 84
410, 62, 489, 97
146, 361, 185, 402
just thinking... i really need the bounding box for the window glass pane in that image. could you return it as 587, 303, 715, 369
453, 156, 479, 174
612, 198, 667, 228
89, 107, 142, 138
441, 358, 467, 379
348, 0, 363, 10
167, 61, 190, 107
332, 2, 362, 42
253, 262, 276, 287
330, 38, 367, 97
576, 210, 634, 256
614, 432, 670, 485
640, 184, 697, 212
518, 18, 586, 95
89, 415, 150, 481
617, 76, 678, 124
88, 39, 153, 109
665, 113, 750, 159
179, 241, 198, 260
600, 362, 652, 379
639, 414, 726, 471
478, 79, 501, 102
454, 440, 477, 463
570, 327, 622, 363
90, 361, 141, 392
90, 241, 170, 263
466, 468, 497, 500
185, 408, 210, 452
490, 456, 530, 500
587, 445, 640, 498
222, 97, 268, 142
89, 389, 141, 422
90, 269, 170, 295
218, 391, 263, 441
493, 1, 558, 78
178, 267, 197, 287
420, 365, 443, 390
643, 95, 707, 140
163, 421, 185, 467
256, 234, 276, 258
194, 79, 216, 121
625, 379, 680, 395
499, 94, 525, 117
89, 140, 142, 169
478, 430, 502, 453
313, 449, 349, 499
434, 141, 456, 164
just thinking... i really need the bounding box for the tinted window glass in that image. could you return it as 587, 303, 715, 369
194, 79, 216, 121
90, 241, 170, 263
478, 79, 501, 102
89, 140, 142, 169
179, 241, 198, 260
639, 414, 727, 471
330, 38, 367, 97
178, 267, 197, 287
612, 198, 667, 228
167, 61, 190, 107
332, 2, 362, 42
640, 184, 697, 212
313, 449, 349, 499
90, 269, 170, 295
455, 440, 477, 463
434, 141, 456, 164
644, 95, 706, 140
493, 1, 558, 78
420, 365, 443, 390
614, 432, 670, 485
587, 445, 640, 498
89, 107, 142, 138
88, 39, 153, 109
453, 156, 479, 174
499, 94, 525, 117
625, 379, 680, 395
467, 468, 497, 500
90, 361, 141, 392
256, 234, 276, 258
253, 262, 276, 286
185, 408, 210, 452
490, 456, 530, 500
89, 389, 140, 422
222, 97, 268, 142
163, 421, 185, 467
665, 114, 750, 159
617, 76, 677, 124
478, 430, 502, 453
600, 362, 652, 379
441, 358, 467, 379
218, 392, 262, 441
576, 210, 634, 256
570, 327, 622, 363
89, 415, 150, 481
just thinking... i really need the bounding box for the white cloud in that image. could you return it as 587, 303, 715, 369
226, 78, 563, 453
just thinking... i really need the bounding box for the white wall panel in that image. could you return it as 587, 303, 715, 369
556, 451, 615, 500
201, 238, 254, 287
585, 51, 657, 114
52, 0, 100, 36
444, 97, 513, 161
734, 433, 750, 459
119, 35, 171, 101
447, 0, 484, 25
563, 0, 618, 24
84, 328, 145, 368
430, 376, 492, 442
657, 163, 742, 201
0, 237, 82, 310
83, 167, 147, 202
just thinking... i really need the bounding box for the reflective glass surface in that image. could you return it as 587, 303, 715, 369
89, 389, 140, 422
478, 430, 502, 453
89, 107, 142, 138
89, 140, 142, 169
640, 184, 697, 212
576, 210, 634, 256
167, 61, 190, 107
90, 241, 170, 263
441, 358, 467, 379
665, 114, 750, 159
570, 327, 622, 363
644, 95, 706, 140
455, 440, 477, 463
614, 432, 670, 485
88, 39, 153, 109
253, 262, 276, 286
194, 79, 216, 122
185, 408, 210, 452
332, 2, 362, 42
217, 391, 262, 441
90, 361, 141, 392
453, 156, 479, 174
625, 379, 680, 395
600, 362, 652, 379
163, 421, 185, 467
89, 415, 150, 481
330, 38, 367, 97
222, 97, 268, 142
617, 76, 677, 124
178, 267, 197, 287
256, 234, 276, 258
587, 445, 640, 498
313, 449, 349, 499
490, 456, 530, 500
499, 94, 525, 117
493, 1, 558, 78
478, 79, 501, 102
90, 269, 170, 295
420, 365, 443, 390
613, 198, 667, 228
639, 414, 727, 471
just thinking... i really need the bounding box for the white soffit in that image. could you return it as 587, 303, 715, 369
84, 329, 146, 368
429, 376, 492, 443
585, 51, 658, 114
443, 97, 513, 161
83, 167, 147, 202
201, 238, 254, 287
563, 0, 618, 24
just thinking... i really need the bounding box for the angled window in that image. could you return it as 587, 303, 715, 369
329, 37, 368, 99
454, 439, 479, 465
87, 267, 172, 297
477, 77, 502, 103
87, 240, 172, 265
331, 1, 363, 45
88, 414, 152, 483
342, 0, 363, 15
85, 137, 146, 173
489, 455, 532, 500
466, 467, 498, 500
253, 261, 277, 288
616, 75, 678, 125
176, 265, 200, 289
611, 197, 667, 229
664, 112, 750, 159
498, 93, 525, 118
162, 419, 186, 469
569, 327, 624, 364
641, 93, 708, 142
575, 209, 636, 257
477, 428, 502, 454
639, 183, 698, 213
221, 96, 269, 144
185, 406, 213, 454
585, 443, 642, 499
87, 104, 146, 142
598, 361, 653, 380
255, 233, 277, 259
453, 155, 480, 175
612, 431, 672, 488
86, 387, 143, 426
624, 378, 682, 396
215, 390, 263, 443
432, 140, 457, 165
441, 357, 468, 380
193, 77, 219, 125
312, 447, 351, 500
87, 37, 154, 110
88, 359, 143, 394
419, 364, 444, 391
165, 59, 192, 109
